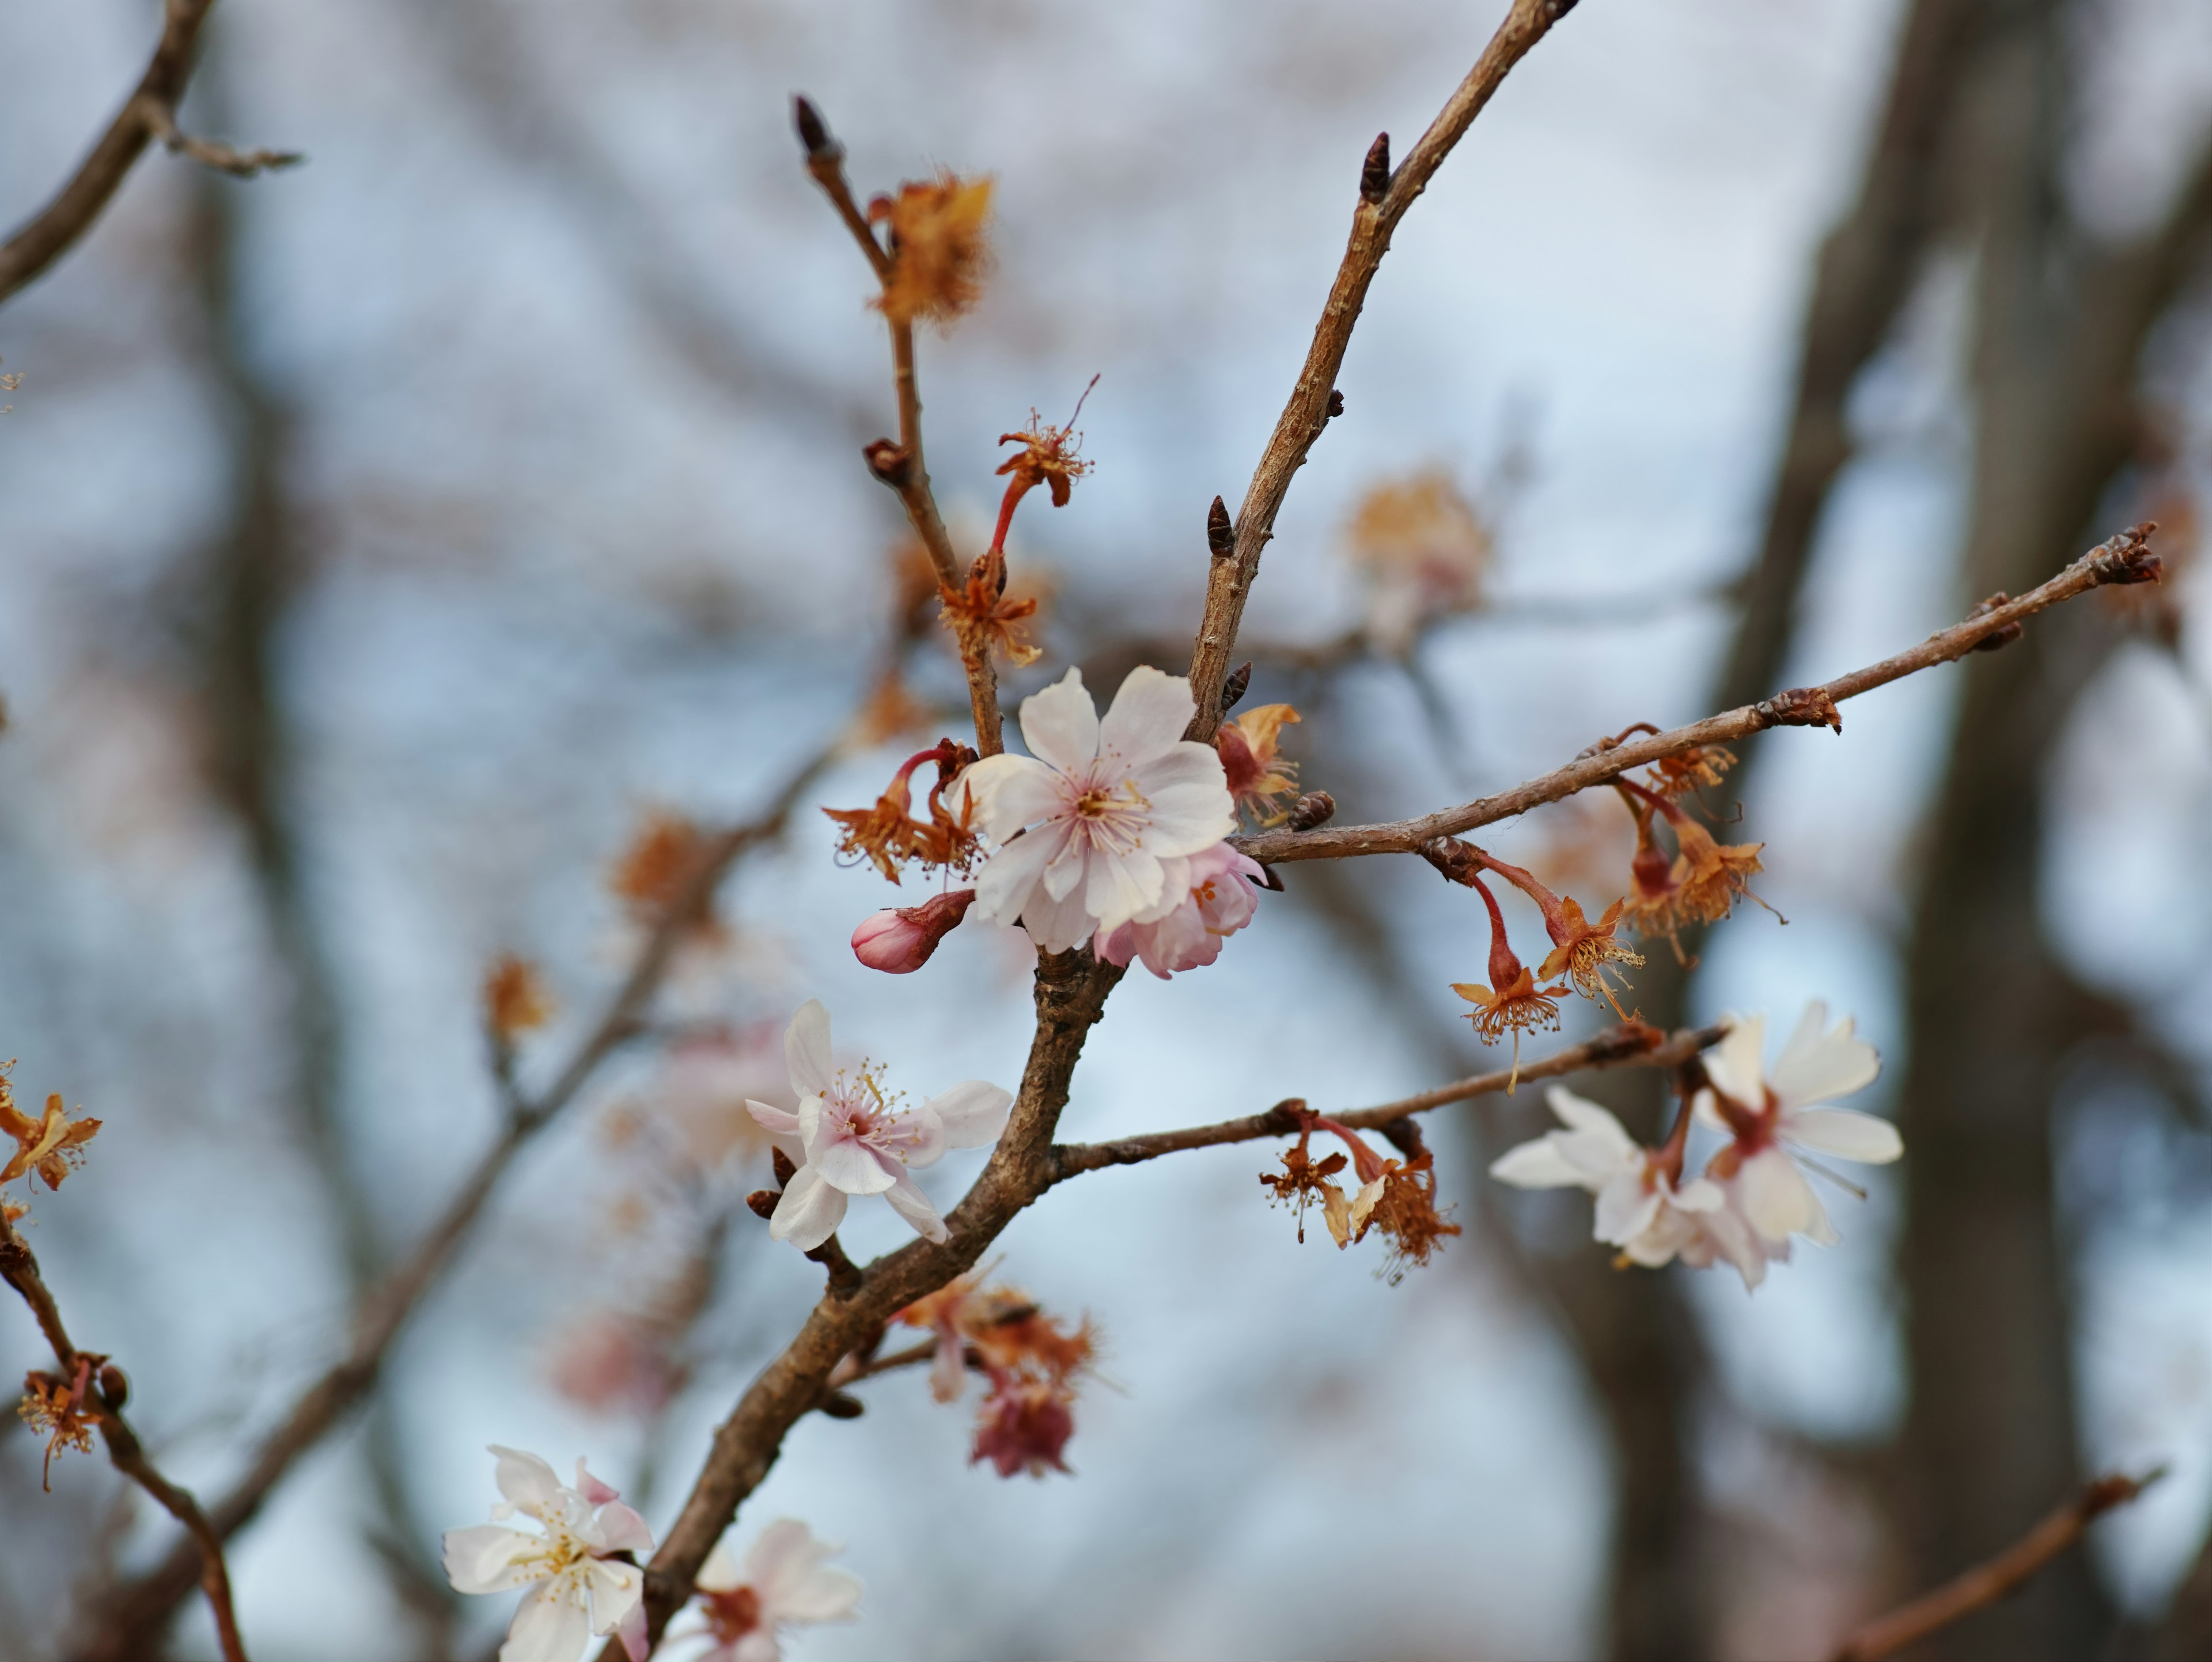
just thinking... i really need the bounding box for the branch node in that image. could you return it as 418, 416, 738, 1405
1756, 686, 1842, 733
1965, 591, 2024, 653
862, 438, 915, 489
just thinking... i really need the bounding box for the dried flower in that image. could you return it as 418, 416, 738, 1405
20, 1354, 104, 1489
610, 809, 718, 927
939, 548, 1044, 668
691, 1519, 862, 1661
971, 1374, 1078, 1478
894, 1270, 1097, 1478
957, 667, 1237, 953
1262, 1111, 1460, 1278
0, 1074, 100, 1193
484, 955, 555, 1046
1092, 842, 1265, 979
988, 381, 1096, 555
1343, 467, 1492, 653
1647, 742, 1735, 799
1669, 816, 1769, 928
1442, 845, 1642, 1017
1216, 702, 1301, 826
744, 1001, 1011, 1250
823, 741, 979, 884
851, 888, 976, 974
1449, 874, 1566, 1088
872, 173, 993, 328
444, 1447, 653, 1662
1257, 1118, 1351, 1245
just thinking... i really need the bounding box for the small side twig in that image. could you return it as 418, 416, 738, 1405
138, 97, 301, 179
0, 1216, 249, 1662
1827, 1468, 2167, 1662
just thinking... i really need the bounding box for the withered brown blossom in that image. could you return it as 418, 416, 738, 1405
609, 809, 720, 929
1648, 741, 1735, 799
1217, 703, 1302, 826
1343, 467, 1493, 653
938, 548, 1044, 668
20, 1353, 103, 1489
989, 381, 1096, 555
1257, 1120, 1351, 1245
871, 173, 994, 328
1615, 780, 1772, 951
482, 954, 554, 1046
1260, 1109, 1459, 1279
893, 1270, 1096, 1479
0, 1071, 100, 1193
823, 740, 980, 883
1448, 873, 1566, 1088
1433, 841, 1643, 1019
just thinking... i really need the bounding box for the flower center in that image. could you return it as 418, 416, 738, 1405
1068, 770, 1150, 854
704, 1584, 763, 1644
832, 1065, 911, 1156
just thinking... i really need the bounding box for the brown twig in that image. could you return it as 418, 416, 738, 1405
1827, 1468, 2166, 1662
1055, 1021, 1721, 1176
0, 0, 300, 306
76, 744, 842, 1662
0, 1216, 249, 1662
1234, 525, 2160, 865
1184, 0, 1581, 739
794, 96, 1005, 756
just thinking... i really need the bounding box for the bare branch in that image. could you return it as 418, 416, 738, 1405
0, 1216, 249, 1662
1056, 1021, 1722, 1176
1184, 0, 1581, 739
0, 0, 298, 306
1235, 524, 2160, 865
1828, 1469, 2166, 1662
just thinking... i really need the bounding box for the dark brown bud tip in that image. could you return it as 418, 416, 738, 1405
1325, 389, 1344, 420
96, 1364, 129, 1410
1288, 790, 1336, 831
818, 1390, 867, 1419
1419, 836, 1480, 884
746, 1189, 782, 1221
1207, 495, 1234, 561
1361, 132, 1391, 203
1221, 661, 1253, 712
1589, 1018, 1664, 1061
793, 96, 835, 160
2087, 522, 2162, 586
1256, 864, 1286, 893
862, 438, 914, 489
771, 1146, 800, 1187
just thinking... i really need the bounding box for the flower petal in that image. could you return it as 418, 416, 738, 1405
1673, 1178, 1726, 1213
501, 1581, 591, 1662
1084, 846, 1164, 932
953, 753, 1065, 841
1782, 1107, 1902, 1164
744, 1517, 825, 1600
809, 1133, 900, 1195
1544, 1088, 1638, 1159
1770, 1004, 1881, 1109
882, 1168, 950, 1243
1017, 668, 1100, 773
615, 1597, 649, 1662
1737, 1147, 1817, 1241
1097, 665, 1196, 766
745, 1099, 802, 1137
785, 1001, 834, 1100
974, 821, 1069, 925
887, 1104, 949, 1170
443, 1525, 539, 1595
582, 1559, 645, 1636
768, 1164, 849, 1250
695, 1541, 741, 1595
1018, 877, 1096, 954
1593, 1174, 1662, 1245
589, 1500, 654, 1558
1702, 1013, 1766, 1107
1125, 745, 1236, 856
488, 1446, 564, 1515
925, 1080, 1013, 1149
1489, 1137, 1590, 1190
779, 1564, 866, 1625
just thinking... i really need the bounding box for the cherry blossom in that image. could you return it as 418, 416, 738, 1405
745, 1000, 1011, 1250
690, 1519, 862, 1662
1092, 841, 1264, 978
1695, 1002, 1899, 1255
442, 1445, 653, 1662
850, 887, 975, 974
1489, 1086, 1724, 1266
956, 666, 1236, 952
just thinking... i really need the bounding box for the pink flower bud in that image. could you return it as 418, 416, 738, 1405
851, 888, 976, 973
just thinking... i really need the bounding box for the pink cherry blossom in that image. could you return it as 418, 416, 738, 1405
851, 888, 975, 973
691, 1518, 862, 1662
1092, 841, 1265, 978
956, 666, 1236, 952
745, 1001, 1011, 1250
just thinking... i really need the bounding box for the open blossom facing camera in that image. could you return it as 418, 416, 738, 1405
442, 1447, 652, 1662
690, 1519, 862, 1662
744, 1001, 1011, 1250
956, 667, 1237, 953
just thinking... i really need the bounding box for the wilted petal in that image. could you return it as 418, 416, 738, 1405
925, 1081, 1014, 1149
1770, 1004, 1881, 1110
1017, 669, 1100, 774
1097, 665, 1196, 765
882, 1169, 950, 1243
1782, 1107, 1902, 1164
768, 1164, 849, 1250
785, 1001, 834, 1100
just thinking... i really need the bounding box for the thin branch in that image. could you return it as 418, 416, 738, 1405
1055, 1021, 1722, 1176
0, 1216, 249, 1662
1235, 524, 2161, 865
75, 744, 842, 1662
0, 0, 299, 306
1827, 1469, 2166, 1662
1184, 0, 1581, 739
794, 97, 1006, 756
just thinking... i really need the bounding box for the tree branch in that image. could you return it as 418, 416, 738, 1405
1234, 523, 2160, 865
0, 1216, 249, 1662
1056, 1020, 1723, 1177
1827, 1468, 2165, 1662
72, 744, 841, 1662
1184, 0, 1581, 739
0, 0, 298, 306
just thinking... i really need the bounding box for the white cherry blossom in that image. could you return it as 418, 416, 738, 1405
745, 1000, 1011, 1250
1695, 1001, 1900, 1254
690, 1518, 863, 1662
1490, 1086, 1724, 1266
956, 666, 1236, 952
442, 1445, 653, 1662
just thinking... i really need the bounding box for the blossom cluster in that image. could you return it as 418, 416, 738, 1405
895, 1269, 1099, 1477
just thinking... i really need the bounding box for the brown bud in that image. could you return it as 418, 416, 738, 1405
1287, 790, 1336, 831
1220, 661, 1253, 712
1756, 686, 1842, 733
1207, 495, 1234, 561
1419, 836, 1480, 885
793, 96, 836, 160
1325, 388, 1344, 420
862, 439, 915, 489
2088, 522, 2161, 586
1966, 591, 2024, 653
817, 1391, 866, 1419
746, 1189, 781, 1221
1360, 132, 1391, 203
1378, 1116, 1429, 1161
771, 1147, 799, 1187
96, 1364, 129, 1410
